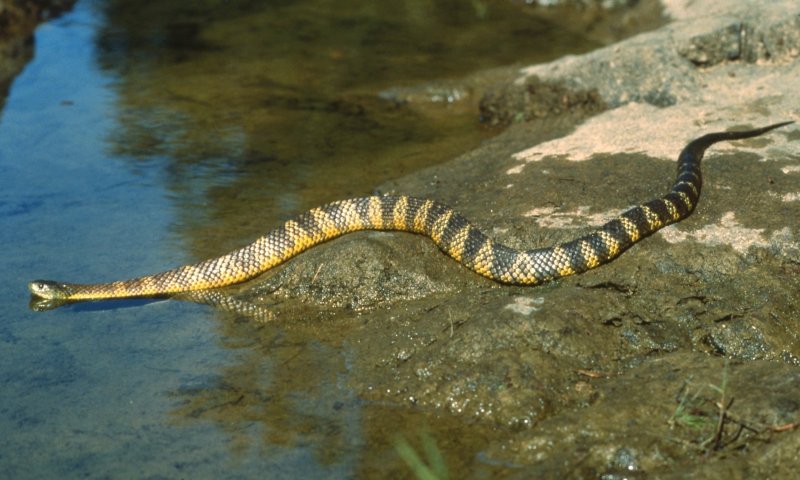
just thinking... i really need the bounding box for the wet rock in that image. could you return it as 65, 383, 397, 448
242, 232, 472, 313
489, 353, 800, 477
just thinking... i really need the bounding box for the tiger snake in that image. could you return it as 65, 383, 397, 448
29, 122, 793, 309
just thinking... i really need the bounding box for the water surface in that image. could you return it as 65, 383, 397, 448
0, 0, 603, 477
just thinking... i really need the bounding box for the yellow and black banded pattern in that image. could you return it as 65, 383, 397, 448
29, 122, 792, 303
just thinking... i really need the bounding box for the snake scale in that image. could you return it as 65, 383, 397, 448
29, 122, 792, 305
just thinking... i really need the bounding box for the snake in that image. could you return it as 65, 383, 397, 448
29, 121, 792, 307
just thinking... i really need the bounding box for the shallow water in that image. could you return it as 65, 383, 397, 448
0, 0, 603, 477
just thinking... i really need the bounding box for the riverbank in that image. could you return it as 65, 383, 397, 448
0, 0, 76, 106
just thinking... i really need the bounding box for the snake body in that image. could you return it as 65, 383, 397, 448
29, 122, 792, 304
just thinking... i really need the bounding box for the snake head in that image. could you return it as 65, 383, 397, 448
29, 280, 70, 300
29, 280, 74, 311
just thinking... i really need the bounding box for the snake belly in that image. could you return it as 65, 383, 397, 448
28, 121, 792, 302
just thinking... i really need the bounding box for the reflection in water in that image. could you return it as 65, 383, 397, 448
177, 289, 276, 322
28, 288, 274, 321
92, 0, 600, 259
170, 323, 362, 468
169, 299, 506, 477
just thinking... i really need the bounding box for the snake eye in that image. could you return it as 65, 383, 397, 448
29, 280, 62, 298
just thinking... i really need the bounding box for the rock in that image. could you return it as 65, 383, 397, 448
482, 0, 800, 122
